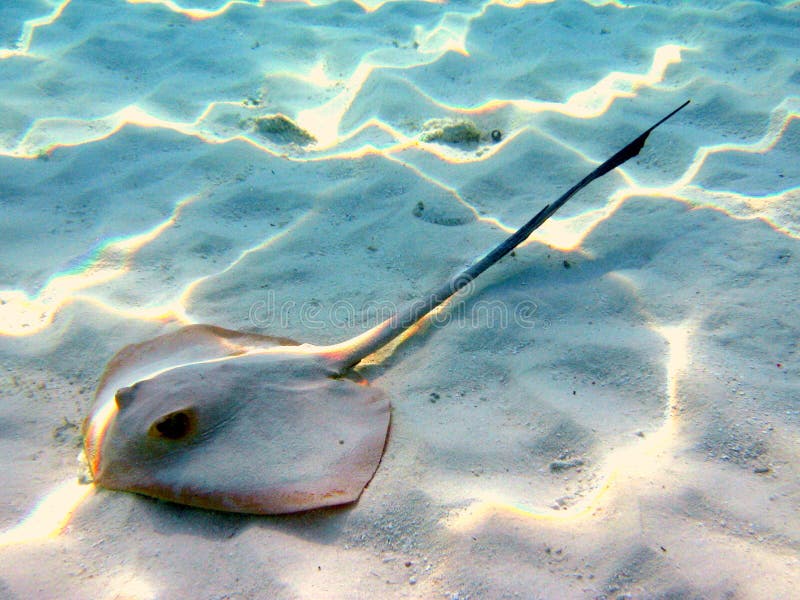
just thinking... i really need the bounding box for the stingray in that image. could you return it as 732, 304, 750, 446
82, 101, 689, 514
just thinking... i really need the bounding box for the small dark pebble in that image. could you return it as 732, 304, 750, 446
429, 392, 440, 403
549, 458, 584, 473
563, 260, 571, 269
753, 466, 771, 474
491, 129, 503, 142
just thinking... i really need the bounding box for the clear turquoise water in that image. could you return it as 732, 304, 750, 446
1, 1, 799, 597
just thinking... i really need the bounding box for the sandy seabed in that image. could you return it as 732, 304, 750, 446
1, 0, 799, 598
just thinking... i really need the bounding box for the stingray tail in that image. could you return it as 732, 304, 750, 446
323, 100, 691, 372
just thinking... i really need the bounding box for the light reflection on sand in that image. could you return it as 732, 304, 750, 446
127, 0, 274, 22
0, 193, 201, 336
0, 39, 700, 274
0, 38, 702, 336
0, 479, 93, 546
2, 43, 686, 160
445, 318, 692, 530
126, 0, 630, 19
612, 96, 800, 238
0, 7, 796, 597
0, 0, 73, 59
0, 196, 310, 337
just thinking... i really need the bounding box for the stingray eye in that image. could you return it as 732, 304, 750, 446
149, 409, 195, 441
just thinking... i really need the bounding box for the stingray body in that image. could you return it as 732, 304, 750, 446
83, 101, 689, 514
84, 325, 390, 513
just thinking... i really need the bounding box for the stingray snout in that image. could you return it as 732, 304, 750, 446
114, 384, 138, 409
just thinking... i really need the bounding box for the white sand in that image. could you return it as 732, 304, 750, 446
1, 0, 799, 598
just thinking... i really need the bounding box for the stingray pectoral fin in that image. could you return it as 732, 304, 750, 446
181, 381, 390, 514
84, 325, 302, 474
93, 355, 390, 514
90, 324, 299, 418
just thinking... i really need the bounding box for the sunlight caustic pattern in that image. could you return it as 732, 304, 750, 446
0, 0, 794, 406
445, 317, 693, 530
0, 39, 696, 336
0, 193, 200, 336
128, 0, 446, 17
1, 0, 797, 555
127, 0, 276, 21
0, 0, 73, 59
3, 43, 682, 158
0, 479, 93, 546
611, 96, 800, 239
6, 103, 280, 160
0, 196, 310, 337
125, 0, 631, 18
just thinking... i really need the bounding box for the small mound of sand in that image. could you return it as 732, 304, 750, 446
252, 114, 316, 146
420, 118, 482, 145
412, 199, 475, 227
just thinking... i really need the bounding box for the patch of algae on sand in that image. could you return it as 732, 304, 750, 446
420, 118, 482, 144
252, 114, 316, 145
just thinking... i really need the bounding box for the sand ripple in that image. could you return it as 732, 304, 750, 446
1, 1, 798, 598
